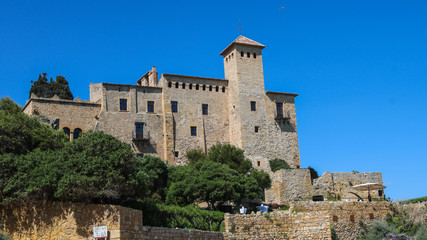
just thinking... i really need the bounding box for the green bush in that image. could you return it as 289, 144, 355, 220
399, 196, 427, 204
361, 221, 399, 240
123, 201, 224, 231
269, 159, 291, 172
415, 224, 427, 240
0, 233, 10, 240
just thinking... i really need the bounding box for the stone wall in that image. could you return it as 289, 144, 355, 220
265, 169, 312, 204
224, 210, 331, 240
139, 226, 224, 240
399, 202, 427, 224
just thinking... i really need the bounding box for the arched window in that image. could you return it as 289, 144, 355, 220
241, 51, 244, 57
247, 52, 250, 58
231, 53, 234, 57
222, 87, 226, 93
168, 82, 172, 88
196, 84, 199, 90
216, 86, 219, 92
202, 85, 206, 91
189, 83, 193, 90
209, 85, 212, 91
253, 53, 257, 58
182, 83, 186, 89
175, 82, 179, 88
63, 127, 70, 138
73, 128, 82, 140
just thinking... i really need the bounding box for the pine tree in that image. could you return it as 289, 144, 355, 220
29, 73, 73, 100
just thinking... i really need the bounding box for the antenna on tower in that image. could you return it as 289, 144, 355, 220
239, 20, 242, 35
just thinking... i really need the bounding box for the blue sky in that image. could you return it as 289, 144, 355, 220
1, 0, 426, 200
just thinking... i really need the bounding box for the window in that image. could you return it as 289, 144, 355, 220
182, 83, 186, 89
276, 102, 283, 116
247, 52, 250, 58
216, 86, 219, 92
333, 215, 338, 222
202, 85, 206, 91
135, 123, 144, 138
222, 87, 226, 93
171, 101, 178, 113
147, 101, 154, 113
369, 213, 374, 220
255, 126, 259, 133
175, 151, 179, 157
253, 53, 257, 58
257, 161, 261, 167
209, 85, 212, 91
73, 128, 82, 139
175, 82, 179, 88
350, 215, 355, 222
196, 84, 199, 90
241, 51, 244, 57
189, 83, 193, 90
190, 126, 197, 136
250, 101, 256, 111
120, 99, 127, 111
168, 82, 172, 88
63, 127, 70, 138
202, 104, 208, 115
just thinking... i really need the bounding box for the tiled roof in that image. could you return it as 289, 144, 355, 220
220, 35, 265, 55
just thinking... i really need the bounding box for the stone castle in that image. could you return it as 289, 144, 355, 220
23, 36, 384, 203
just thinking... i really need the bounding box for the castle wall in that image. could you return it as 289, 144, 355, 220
312, 171, 384, 201
265, 169, 312, 204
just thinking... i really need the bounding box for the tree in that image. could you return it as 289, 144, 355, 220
29, 73, 73, 100
185, 148, 207, 164
308, 166, 319, 180
269, 158, 291, 172
0, 97, 68, 155
136, 155, 169, 201
206, 143, 252, 174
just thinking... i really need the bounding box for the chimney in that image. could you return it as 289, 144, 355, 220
150, 66, 158, 86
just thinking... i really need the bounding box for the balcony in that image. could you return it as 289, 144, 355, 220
275, 111, 291, 121
132, 130, 150, 142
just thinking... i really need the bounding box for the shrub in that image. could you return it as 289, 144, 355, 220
308, 166, 319, 180
360, 221, 398, 240
0, 233, 10, 240
269, 159, 291, 172
415, 224, 427, 240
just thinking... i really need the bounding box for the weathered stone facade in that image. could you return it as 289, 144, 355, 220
265, 169, 312, 204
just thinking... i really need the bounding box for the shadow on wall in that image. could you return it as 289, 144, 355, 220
1, 201, 118, 238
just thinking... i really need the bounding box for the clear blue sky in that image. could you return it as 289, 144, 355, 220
1, 0, 426, 201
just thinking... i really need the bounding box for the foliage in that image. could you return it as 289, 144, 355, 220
0, 232, 10, 240
308, 166, 319, 180
122, 200, 224, 231
330, 226, 339, 240
249, 168, 271, 190
185, 148, 207, 164
415, 224, 427, 240
29, 73, 73, 100
280, 205, 290, 211
359, 221, 399, 240
207, 143, 252, 174
385, 207, 420, 236
399, 196, 427, 204
0, 97, 68, 155
136, 155, 169, 200
269, 158, 291, 172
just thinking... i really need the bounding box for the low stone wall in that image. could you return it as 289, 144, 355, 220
224, 210, 331, 240
140, 226, 224, 240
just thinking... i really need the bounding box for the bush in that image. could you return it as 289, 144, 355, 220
362, 221, 399, 240
308, 166, 319, 180
0, 233, 10, 240
415, 224, 427, 240
123, 201, 224, 231
269, 159, 291, 172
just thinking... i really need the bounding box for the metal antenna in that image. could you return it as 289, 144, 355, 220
239, 21, 242, 35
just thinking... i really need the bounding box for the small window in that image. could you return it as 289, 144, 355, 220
253, 53, 257, 58
175, 151, 179, 157
147, 101, 154, 113
196, 84, 199, 90
190, 126, 197, 136
333, 215, 338, 222
182, 83, 186, 89
241, 51, 244, 57
231, 53, 234, 57
171, 101, 178, 113
247, 52, 250, 58
202, 104, 208, 115
175, 82, 179, 88
168, 82, 172, 88
350, 215, 355, 222
135, 123, 144, 138
73, 128, 82, 140
209, 85, 212, 91
120, 99, 127, 111
202, 85, 206, 91
250, 101, 256, 111
255, 126, 259, 133
257, 161, 261, 167
189, 83, 193, 90
369, 213, 374, 220
216, 86, 219, 92
222, 87, 225, 93
63, 127, 70, 138
276, 102, 283, 116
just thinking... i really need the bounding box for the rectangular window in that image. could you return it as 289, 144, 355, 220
120, 99, 127, 111
147, 101, 154, 113
202, 104, 208, 115
250, 101, 256, 111
255, 126, 259, 133
190, 126, 197, 136
135, 123, 144, 138
171, 101, 178, 113
257, 161, 261, 167
276, 102, 283, 116
175, 151, 179, 157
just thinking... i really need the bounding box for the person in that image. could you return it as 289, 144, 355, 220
368, 193, 372, 202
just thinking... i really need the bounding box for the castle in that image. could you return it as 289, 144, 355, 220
23, 36, 383, 203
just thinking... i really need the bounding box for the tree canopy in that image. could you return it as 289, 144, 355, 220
269, 158, 291, 172
29, 73, 73, 100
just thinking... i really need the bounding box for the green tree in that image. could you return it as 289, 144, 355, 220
136, 155, 169, 201
269, 158, 291, 172
185, 148, 207, 164
0, 97, 68, 155
29, 73, 73, 100
207, 143, 252, 174
308, 166, 319, 181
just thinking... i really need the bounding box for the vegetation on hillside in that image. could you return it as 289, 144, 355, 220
29, 73, 73, 100
399, 196, 427, 204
